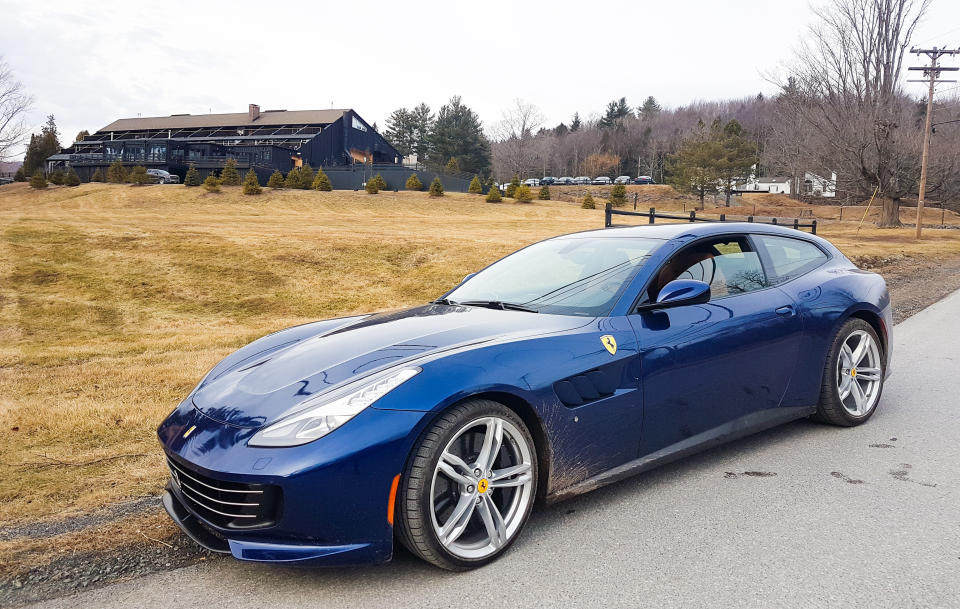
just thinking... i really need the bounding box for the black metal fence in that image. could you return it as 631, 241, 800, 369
604, 204, 817, 235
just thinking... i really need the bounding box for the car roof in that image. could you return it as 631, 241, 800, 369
551, 221, 827, 243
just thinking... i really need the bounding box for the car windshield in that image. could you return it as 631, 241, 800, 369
444, 237, 662, 316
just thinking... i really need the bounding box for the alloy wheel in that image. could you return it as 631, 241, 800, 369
429, 416, 535, 560
836, 329, 882, 416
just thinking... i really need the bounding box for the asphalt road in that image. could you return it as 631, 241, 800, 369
32, 290, 960, 609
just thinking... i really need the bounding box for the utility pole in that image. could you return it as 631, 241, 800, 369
908, 47, 960, 239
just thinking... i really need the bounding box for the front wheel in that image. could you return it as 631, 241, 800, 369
396, 399, 538, 570
814, 318, 885, 426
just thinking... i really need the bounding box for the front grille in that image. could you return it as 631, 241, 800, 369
167, 458, 281, 529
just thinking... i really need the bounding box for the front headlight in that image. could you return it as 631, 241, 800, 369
248, 367, 420, 447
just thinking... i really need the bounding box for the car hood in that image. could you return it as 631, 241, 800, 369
191, 304, 592, 428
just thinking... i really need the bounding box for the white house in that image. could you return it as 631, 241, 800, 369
737, 168, 836, 197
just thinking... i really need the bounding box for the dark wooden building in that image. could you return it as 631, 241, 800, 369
46, 105, 402, 182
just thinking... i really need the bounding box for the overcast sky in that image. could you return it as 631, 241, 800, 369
2, 0, 959, 153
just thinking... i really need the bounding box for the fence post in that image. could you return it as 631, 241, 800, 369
793, 219, 799, 230
811, 220, 817, 235
689, 210, 696, 223
720, 213, 726, 222
839, 206, 844, 221
772, 217, 778, 225
649, 207, 655, 224
634, 192, 638, 210
604, 203, 612, 228
748, 216, 754, 223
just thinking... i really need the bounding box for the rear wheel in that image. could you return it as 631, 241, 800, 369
814, 318, 885, 426
396, 399, 538, 570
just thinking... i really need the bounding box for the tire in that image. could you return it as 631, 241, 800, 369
396, 399, 538, 571
158, 178, 165, 184
813, 318, 885, 426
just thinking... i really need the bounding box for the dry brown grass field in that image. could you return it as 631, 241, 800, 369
2, 181, 960, 538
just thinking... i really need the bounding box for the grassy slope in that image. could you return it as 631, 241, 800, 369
2, 182, 960, 527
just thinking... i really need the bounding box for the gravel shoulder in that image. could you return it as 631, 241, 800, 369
3, 254, 958, 608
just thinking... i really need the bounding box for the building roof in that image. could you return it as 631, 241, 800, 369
757, 176, 790, 184
97, 109, 350, 133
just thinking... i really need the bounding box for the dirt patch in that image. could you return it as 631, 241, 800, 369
860, 254, 960, 323
830, 471, 865, 484
724, 471, 777, 478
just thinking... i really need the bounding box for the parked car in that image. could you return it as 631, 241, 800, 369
614, 176, 632, 184
147, 169, 180, 184
592, 176, 612, 185
555, 177, 575, 186
523, 178, 540, 187
540, 177, 557, 185
159, 222, 891, 571
0, 176, 13, 185
573, 176, 591, 185
633, 176, 656, 185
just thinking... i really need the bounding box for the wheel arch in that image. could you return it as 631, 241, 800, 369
845, 308, 888, 359
448, 390, 552, 504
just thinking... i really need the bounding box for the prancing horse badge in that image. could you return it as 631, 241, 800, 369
600, 335, 617, 355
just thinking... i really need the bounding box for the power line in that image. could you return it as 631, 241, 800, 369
907, 46, 960, 239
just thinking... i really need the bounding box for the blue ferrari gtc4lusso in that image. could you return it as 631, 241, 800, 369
159, 222, 891, 570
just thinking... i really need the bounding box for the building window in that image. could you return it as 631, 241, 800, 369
352, 116, 367, 132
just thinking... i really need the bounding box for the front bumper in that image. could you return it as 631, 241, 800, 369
158, 403, 431, 566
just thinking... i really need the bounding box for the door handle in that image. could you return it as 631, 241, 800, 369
775, 305, 795, 317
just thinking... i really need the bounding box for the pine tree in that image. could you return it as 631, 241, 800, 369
312, 168, 332, 191
445, 157, 460, 173
184, 164, 201, 187
468, 176, 482, 194
220, 158, 241, 186
300, 164, 316, 189
365, 179, 379, 194
405, 173, 423, 191
284, 167, 303, 189
14, 167, 26, 181
90, 167, 104, 183
107, 160, 128, 183
49, 169, 65, 185
570, 112, 582, 132
428, 176, 444, 197
129, 165, 150, 185
667, 120, 723, 208
23, 116, 61, 176
515, 184, 533, 202
638, 96, 662, 121
581, 192, 596, 209
243, 169, 262, 194
267, 170, 285, 188
485, 184, 502, 203
429, 96, 490, 175
29, 170, 47, 189
203, 175, 221, 192
65, 167, 81, 186
505, 175, 520, 198
371, 173, 387, 190
538, 185, 551, 200
610, 183, 627, 206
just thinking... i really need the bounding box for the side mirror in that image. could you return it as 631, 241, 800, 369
638, 279, 711, 311
461, 272, 476, 284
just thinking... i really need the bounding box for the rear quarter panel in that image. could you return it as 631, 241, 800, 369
778, 261, 891, 408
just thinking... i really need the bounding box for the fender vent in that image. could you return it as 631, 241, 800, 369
554, 369, 618, 407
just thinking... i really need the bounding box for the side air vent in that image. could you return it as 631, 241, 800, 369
554, 369, 618, 407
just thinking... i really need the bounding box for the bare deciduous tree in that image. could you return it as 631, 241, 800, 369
0, 56, 33, 161
492, 99, 545, 178
780, 0, 931, 226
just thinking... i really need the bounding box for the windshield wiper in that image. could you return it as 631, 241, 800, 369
457, 300, 539, 313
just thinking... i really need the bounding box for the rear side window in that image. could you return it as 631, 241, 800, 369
756, 235, 828, 283
650, 237, 769, 300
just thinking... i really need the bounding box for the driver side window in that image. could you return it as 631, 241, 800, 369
649, 237, 769, 301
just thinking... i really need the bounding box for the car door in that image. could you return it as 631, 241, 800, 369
627, 234, 803, 456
